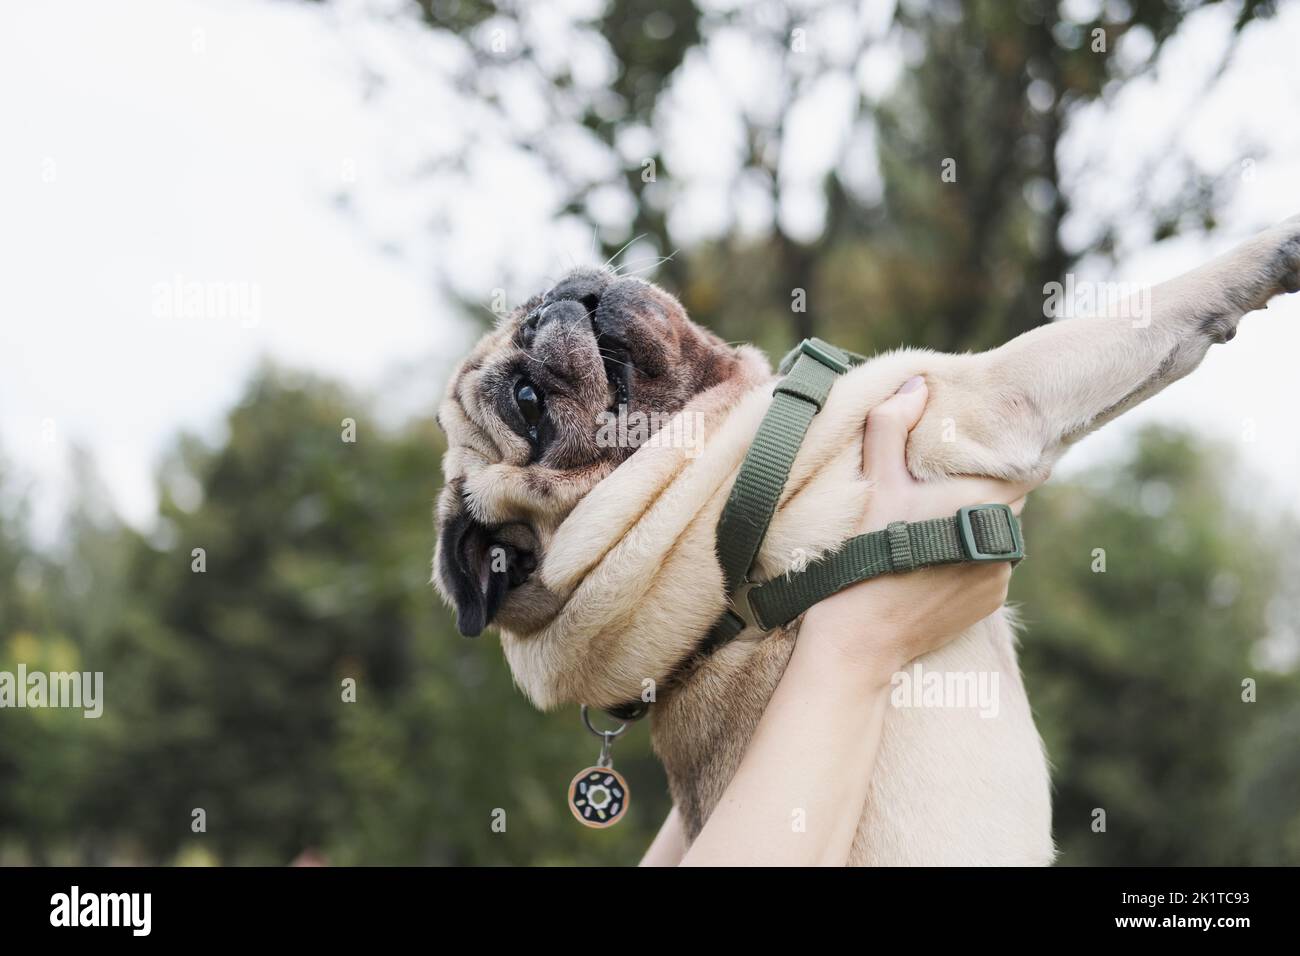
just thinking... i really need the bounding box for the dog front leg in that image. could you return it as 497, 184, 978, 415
906, 215, 1300, 481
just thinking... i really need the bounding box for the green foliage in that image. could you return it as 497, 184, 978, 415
404, 1, 1276, 358
1012, 427, 1300, 865
0, 368, 668, 865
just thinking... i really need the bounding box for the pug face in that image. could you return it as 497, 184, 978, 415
433, 268, 746, 638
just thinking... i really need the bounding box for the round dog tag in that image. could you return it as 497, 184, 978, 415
568, 766, 630, 828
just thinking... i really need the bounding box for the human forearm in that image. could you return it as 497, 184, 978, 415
680, 638, 892, 867
640, 805, 688, 866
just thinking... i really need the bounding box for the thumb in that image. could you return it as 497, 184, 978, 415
862, 376, 928, 480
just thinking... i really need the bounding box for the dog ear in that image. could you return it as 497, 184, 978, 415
437, 506, 506, 637
436, 501, 536, 637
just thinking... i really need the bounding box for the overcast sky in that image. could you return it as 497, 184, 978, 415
2, 0, 1299, 541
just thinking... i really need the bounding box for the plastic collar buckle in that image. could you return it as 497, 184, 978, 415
956, 503, 1024, 563
727, 580, 763, 632
798, 338, 850, 375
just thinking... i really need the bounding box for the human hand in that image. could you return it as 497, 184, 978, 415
799, 376, 1042, 682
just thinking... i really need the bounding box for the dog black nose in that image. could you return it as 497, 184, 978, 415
523, 297, 593, 351
537, 299, 585, 328
546, 269, 609, 307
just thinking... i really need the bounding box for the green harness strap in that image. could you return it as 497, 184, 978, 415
702, 337, 1024, 653
714, 339, 862, 597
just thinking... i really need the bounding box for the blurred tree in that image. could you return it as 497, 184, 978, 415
0, 460, 117, 865
1012, 425, 1300, 865
328, 0, 1280, 355
42, 367, 667, 865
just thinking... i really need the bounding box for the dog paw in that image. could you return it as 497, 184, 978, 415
1250, 215, 1300, 305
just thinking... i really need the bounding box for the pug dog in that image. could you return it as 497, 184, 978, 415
433, 216, 1300, 865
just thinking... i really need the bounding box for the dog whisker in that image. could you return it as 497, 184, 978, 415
597, 348, 638, 373
614, 254, 676, 277
604, 233, 648, 272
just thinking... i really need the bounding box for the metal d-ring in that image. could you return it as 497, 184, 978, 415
581, 704, 630, 740
581, 704, 629, 768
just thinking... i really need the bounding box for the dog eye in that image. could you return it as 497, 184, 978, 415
514, 379, 543, 439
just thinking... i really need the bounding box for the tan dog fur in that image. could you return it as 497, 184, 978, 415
435, 216, 1300, 864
